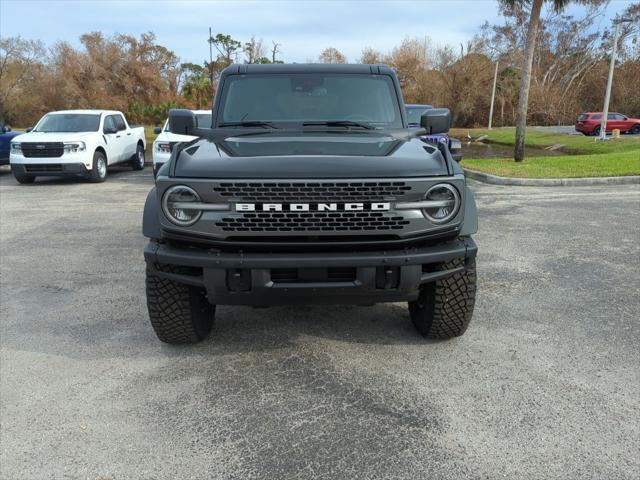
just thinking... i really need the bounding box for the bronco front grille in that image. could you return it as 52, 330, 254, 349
216, 211, 411, 232
21, 142, 64, 158
213, 181, 413, 202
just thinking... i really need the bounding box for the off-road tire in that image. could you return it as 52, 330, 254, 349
146, 265, 215, 344
409, 258, 477, 339
88, 150, 107, 183
13, 171, 36, 184
132, 143, 145, 170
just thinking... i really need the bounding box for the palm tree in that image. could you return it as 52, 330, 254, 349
502, 0, 571, 162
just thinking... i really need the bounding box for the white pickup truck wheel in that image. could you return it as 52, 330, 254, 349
132, 143, 145, 171
88, 151, 107, 183
13, 171, 36, 184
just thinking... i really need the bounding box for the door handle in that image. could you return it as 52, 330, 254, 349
116, 135, 121, 138
127, 132, 131, 136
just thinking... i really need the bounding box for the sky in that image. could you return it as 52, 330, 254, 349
0, 0, 630, 64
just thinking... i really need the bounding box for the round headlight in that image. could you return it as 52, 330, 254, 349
162, 185, 202, 226
422, 183, 460, 224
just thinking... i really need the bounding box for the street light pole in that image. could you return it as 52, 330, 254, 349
600, 18, 631, 140
488, 61, 499, 130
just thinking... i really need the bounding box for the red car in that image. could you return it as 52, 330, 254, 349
575, 112, 640, 136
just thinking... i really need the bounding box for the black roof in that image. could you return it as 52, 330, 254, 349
221, 63, 395, 75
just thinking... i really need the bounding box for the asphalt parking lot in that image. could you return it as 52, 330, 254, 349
0, 167, 638, 479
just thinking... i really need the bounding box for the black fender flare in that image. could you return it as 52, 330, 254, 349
460, 185, 478, 236
142, 187, 162, 239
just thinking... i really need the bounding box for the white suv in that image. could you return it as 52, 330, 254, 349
152, 110, 211, 175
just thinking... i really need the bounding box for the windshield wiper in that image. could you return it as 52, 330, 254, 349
302, 120, 376, 130
219, 121, 278, 129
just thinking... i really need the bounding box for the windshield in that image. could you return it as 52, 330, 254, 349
406, 107, 431, 125
35, 114, 100, 132
219, 74, 402, 128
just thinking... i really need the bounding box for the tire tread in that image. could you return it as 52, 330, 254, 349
409, 258, 477, 339
146, 264, 214, 344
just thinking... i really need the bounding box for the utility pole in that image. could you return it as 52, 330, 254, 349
208, 27, 213, 83
488, 61, 499, 130
600, 18, 632, 140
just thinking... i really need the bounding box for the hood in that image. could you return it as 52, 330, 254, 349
154, 131, 199, 143
173, 132, 450, 178
13, 131, 97, 142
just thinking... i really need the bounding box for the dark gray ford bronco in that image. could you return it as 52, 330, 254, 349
143, 64, 478, 344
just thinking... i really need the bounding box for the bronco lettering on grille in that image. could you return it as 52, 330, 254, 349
235, 202, 391, 212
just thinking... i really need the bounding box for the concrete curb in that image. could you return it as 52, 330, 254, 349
463, 169, 640, 186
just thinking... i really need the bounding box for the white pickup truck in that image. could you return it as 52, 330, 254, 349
152, 110, 211, 175
10, 109, 146, 184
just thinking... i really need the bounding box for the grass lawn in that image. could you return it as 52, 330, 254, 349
450, 127, 640, 155
462, 150, 640, 178
453, 127, 640, 178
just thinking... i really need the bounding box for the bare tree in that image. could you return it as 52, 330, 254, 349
244, 36, 267, 64
271, 41, 282, 63
0, 37, 46, 122
359, 47, 383, 64
318, 47, 347, 64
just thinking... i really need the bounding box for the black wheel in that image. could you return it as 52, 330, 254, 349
592, 126, 601, 136
146, 264, 215, 344
631, 124, 640, 135
132, 143, 145, 170
89, 150, 107, 183
13, 171, 36, 184
409, 258, 477, 339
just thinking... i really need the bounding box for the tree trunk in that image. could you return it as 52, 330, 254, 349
514, 0, 543, 162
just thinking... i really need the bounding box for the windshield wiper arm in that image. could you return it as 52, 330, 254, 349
302, 120, 376, 130
219, 121, 278, 129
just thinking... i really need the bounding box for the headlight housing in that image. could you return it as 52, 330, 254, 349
422, 183, 460, 224
162, 185, 202, 226
63, 142, 86, 153
155, 142, 172, 153
10, 142, 21, 154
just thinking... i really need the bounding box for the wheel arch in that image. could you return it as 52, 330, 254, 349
94, 146, 107, 161
460, 185, 478, 236
143, 187, 162, 239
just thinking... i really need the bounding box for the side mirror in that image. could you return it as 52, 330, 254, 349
449, 138, 463, 162
26, 127, 33, 133
2, 126, 11, 133
169, 109, 196, 135
420, 108, 451, 134
103, 126, 117, 134
153, 127, 162, 134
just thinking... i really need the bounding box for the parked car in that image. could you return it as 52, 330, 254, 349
152, 110, 211, 175
575, 112, 640, 136
142, 63, 478, 344
0, 123, 22, 165
9, 110, 146, 184
406, 103, 462, 161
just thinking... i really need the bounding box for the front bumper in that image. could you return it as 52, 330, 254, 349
145, 237, 477, 305
11, 163, 89, 176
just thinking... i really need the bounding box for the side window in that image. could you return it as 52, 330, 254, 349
607, 113, 616, 120
115, 115, 127, 131
104, 116, 116, 132
592, 114, 602, 120
615, 114, 626, 120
